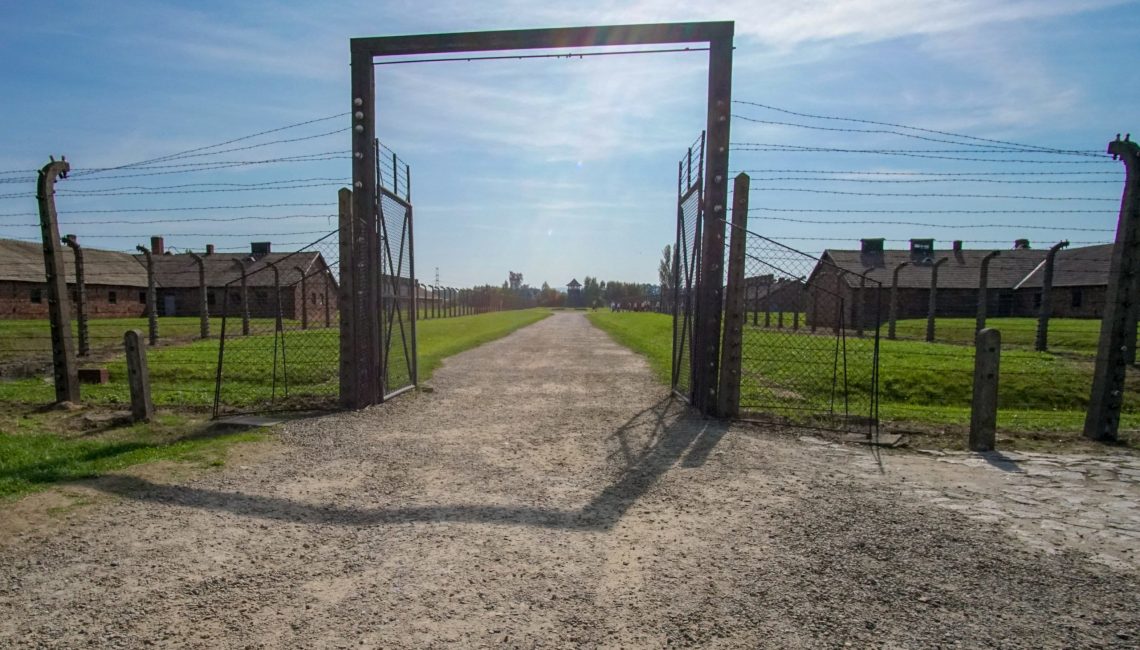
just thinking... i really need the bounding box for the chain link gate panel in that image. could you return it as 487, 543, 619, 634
726, 222, 882, 434
378, 187, 416, 399
672, 133, 705, 403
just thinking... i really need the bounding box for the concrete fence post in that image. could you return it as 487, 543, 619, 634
233, 260, 250, 336
124, 329, 154, 423
136, 245, 158, 345
976, 250, 1001, 333
926, 257, 949, 343
970, 328, 1000, 451
294, 265, 309, 330
62, 235, 89, 357
888, 261, 908, 340
324, 269, 332, 328
37, 158, 79, 404
189, 252, 209, 339
1035, 240, 1070, 352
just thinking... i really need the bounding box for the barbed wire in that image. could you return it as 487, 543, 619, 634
741, 176, 1117, 185
749, 187, 1116, 201
731, 144, 1119, 164
751, 207, 1113, 214
68, 112, 349, 178
752, 215, 1113, 232
731, 169, 1120, 177
732, 100, 1105, 156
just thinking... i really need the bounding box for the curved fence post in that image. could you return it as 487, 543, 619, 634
888, 261, 908, 340
294, 265, 309, 330
62, 235, 89, 356
189, 252, 209, 339
136, 245, 159, 345
926, 257, 949, 343
976, 251, 1001, 333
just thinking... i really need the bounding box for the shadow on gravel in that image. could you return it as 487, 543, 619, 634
91, 396, 727, 531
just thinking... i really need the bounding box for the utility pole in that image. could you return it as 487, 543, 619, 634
1035, 240, 1069, 352
1086, 134, 1140, 442
62, 234, 89, 357
37, 157, 79, 404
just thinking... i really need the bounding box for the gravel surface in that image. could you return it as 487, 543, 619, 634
1, 311, 1138, 648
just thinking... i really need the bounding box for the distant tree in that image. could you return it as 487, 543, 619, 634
658, 244, 676, 310
583, 276, 602, 307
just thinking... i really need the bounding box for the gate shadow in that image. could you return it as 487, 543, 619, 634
91, 396, 727, 532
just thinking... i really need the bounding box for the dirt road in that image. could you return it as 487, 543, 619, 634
2, 311, 1138, 648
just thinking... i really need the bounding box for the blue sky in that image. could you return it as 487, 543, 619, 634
1, 1, 1137, 287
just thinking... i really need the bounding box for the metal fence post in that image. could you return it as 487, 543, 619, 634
976, 250, 1000, 333
136, 245, 159, 346
295, 265, 309, 330
324, 269, 332, 328
232, 260, 250, 336
1035, 240, 1069, 352
1086, 135, 1140, 442
124, 329, 154, 423
62, 235, 89, 356
189, 252, 209, 339
37, 158, 79, 404
926, 257, 949, 343
888, 261, 908, 340
970, 328, 1000, 451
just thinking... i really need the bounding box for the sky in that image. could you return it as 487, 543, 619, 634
1, 0, 1138, 288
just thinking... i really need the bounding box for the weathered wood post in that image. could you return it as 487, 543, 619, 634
888, 261, 909, 340
1035, 240, 1069, 352
976, 250, 1001, 333
970, 328, 1000, 451
124, 330, 154, 423
233, 259, 250, 336
294, 265, 309, 330
189, 252, 209, 339
926, 257, 949, 343
62, 235, 89, 356
717, 172, 749, 418
1086, 135, 1140, 442
135, 245, 158, 345
37, 158, 79, 404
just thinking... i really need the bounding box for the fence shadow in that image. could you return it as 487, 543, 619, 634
91, 396, 727, 531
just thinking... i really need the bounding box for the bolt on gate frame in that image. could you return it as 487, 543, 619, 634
348, 22, 734, 413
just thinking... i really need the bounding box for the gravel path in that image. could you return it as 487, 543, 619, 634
1, 311, 1138, 648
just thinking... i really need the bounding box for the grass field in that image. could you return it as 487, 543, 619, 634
587, 311, 1140, 440
0, 309, 552, 408
0, 309, 552, 499
889, 316, 1110, 356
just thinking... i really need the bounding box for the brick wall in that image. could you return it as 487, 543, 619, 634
1, 280, 146, 319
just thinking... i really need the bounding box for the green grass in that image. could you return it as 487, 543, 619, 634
0, 411, 263, 499
0, 309, 552, 408
0, 316, 280, 363
889, 317, 1110, 356
587, 311, 1140, 437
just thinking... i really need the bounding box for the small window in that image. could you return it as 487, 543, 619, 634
138, 291, 147, 304
207, 292, 216, 306
1072, 288, 1083, 308
108, 291, 117, 304
31, 288, 43, 304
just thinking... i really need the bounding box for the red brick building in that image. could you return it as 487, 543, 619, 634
0, 238, 148, 319
804, 239, 1108, 330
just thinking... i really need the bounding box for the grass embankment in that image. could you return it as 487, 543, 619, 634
0, 309, 551, 498
587, 311, 1140, 444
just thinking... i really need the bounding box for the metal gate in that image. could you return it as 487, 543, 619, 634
377, 185, 416, 399
725, 220, 881, 434
671, 132, 704, 402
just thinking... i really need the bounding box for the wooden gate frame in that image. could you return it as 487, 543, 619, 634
345, 22, 734, 413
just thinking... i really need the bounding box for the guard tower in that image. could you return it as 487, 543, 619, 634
566, 278, 584, 308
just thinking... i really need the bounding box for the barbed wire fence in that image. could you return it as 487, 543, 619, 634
0, 113, 354, 409
724, 99, 1133, 437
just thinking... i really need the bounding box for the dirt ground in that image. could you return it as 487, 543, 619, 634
1, 311, 1139, 648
